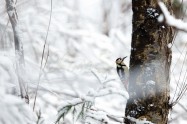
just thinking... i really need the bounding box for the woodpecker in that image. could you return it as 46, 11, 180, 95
116, 57, 129, 91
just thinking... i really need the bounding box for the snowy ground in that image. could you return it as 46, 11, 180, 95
0, 0, 187, 124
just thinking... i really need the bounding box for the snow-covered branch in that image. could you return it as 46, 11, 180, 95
158, 1, 187, 32
85, 108, 126, 123
86, 108, 154, 124
0, 93, 36, 124
125, 116, 154, 124
5, 0, 28, 102
88, 86, 128, 98
56, 75, 128, 123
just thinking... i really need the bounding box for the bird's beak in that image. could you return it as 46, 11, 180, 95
122, 56, 127, 61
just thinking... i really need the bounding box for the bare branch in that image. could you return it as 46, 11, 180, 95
33, 0, 53, 111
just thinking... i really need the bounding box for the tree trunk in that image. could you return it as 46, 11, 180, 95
5, 0, 29, 103
125, 0, 173, 124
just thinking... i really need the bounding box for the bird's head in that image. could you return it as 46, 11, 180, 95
116, 56, 127, 65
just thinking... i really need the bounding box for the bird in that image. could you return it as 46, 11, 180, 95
116, 56, 129, 91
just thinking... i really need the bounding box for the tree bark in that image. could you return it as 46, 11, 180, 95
125, 0, 173, 124
5, 0, 29, 103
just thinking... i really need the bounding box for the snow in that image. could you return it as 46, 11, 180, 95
158, 14, 164, 22
0, 92, 36, 124
0, 54, 18, 94
1, 0, 187, 123
126, 116, 154, 124
147, 7, 159, 18
86, 109, 109, 123
7, 10, 14, 17
168, 43, 172, 48
158, 1, 187, 32
146, 80, 155, 86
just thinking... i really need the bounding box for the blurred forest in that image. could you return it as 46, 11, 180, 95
0, 0, 187, 123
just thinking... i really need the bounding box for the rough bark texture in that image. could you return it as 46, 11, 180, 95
5, 0, 29, 103
125, 0, 173, 124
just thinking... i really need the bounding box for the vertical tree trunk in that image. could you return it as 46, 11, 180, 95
125, 0, 173, 124
5, 0, 28, 103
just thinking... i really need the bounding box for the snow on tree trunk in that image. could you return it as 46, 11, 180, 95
125, 0, 174, 123
5, 0, 28, 103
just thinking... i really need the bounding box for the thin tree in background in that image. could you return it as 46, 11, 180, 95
125, 0, 174, 123
5, 0, 28, 103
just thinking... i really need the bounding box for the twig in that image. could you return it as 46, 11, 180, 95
91, 70, 102, 84
33, 0, 53, 111
43, 44, 50, 69
178, 102, 187, 112
171, 51, 187, 103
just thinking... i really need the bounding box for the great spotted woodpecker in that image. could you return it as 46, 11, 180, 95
116, 57, 129, 91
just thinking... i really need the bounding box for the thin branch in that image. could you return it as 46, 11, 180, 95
171, 50, 187, 103
91, 70, 102, 84
33, 0, 53, 111
178, 102, 187, 112
43, 44, 49, 69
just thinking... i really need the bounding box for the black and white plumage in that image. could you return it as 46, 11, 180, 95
116, 57, 129, 91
